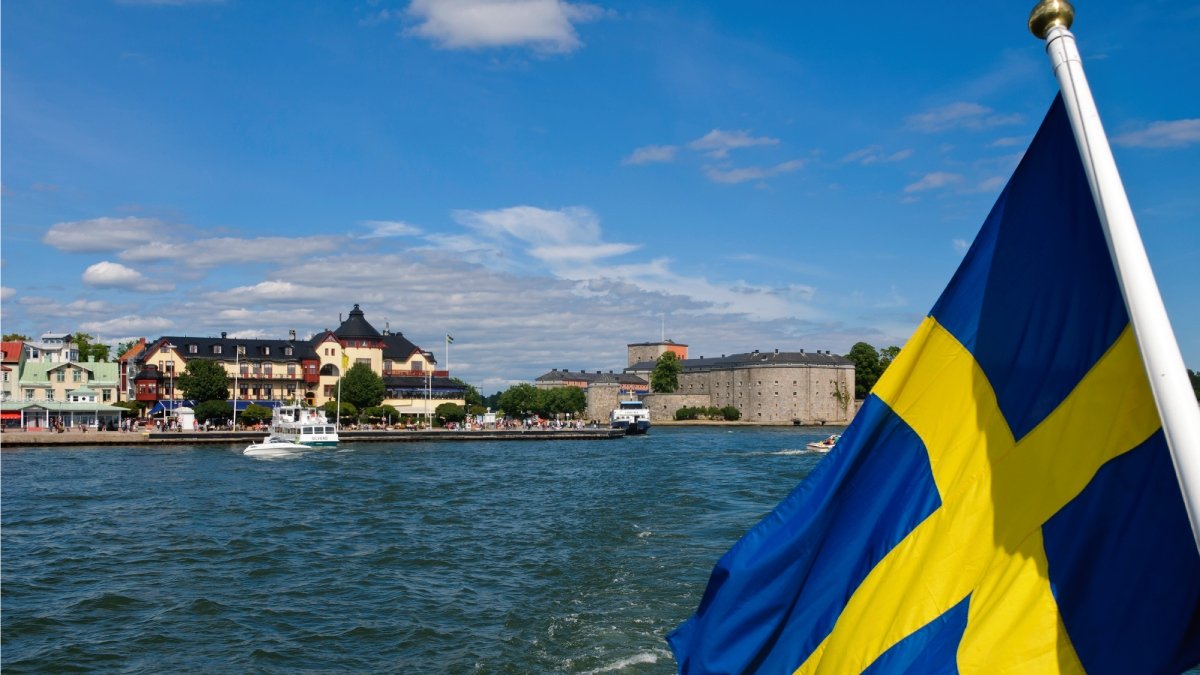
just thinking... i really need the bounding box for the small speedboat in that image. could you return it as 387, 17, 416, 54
806, 434, 840, 453
244, 434, 310, 457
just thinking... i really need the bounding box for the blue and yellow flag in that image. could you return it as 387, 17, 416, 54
667, 97, 1200, 673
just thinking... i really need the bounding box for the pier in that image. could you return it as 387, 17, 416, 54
1, 427, 626, 448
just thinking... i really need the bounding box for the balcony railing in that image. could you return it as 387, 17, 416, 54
383, 370, 450, 378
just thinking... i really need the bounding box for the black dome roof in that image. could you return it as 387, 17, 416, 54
334, 304, 382, 340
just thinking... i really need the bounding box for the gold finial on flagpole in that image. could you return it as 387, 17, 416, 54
1029, 0, 1075, 38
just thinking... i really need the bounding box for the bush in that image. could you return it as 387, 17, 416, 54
720, 406, 741, 421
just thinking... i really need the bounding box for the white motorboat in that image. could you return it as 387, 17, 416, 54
610, 400, 651, 435
270, 405, 339, 447
805, 434, 840, 453
244, 434, 311, 457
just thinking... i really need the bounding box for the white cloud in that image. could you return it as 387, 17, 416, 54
80, 314, 175, 336
990, 135, 1026, 148
906, 102, 1023, 133
904, 172, 964, 193
0, 287, 13, 301
622, 144, 678, 165
952, 238, 970, 254
82, 261, 175, 292
358, 220, 424, 239
976, 176, 1006, 193
1113, 119, 1200, 148
43, 216, 167, 253
221, 280, 325, 303
841, 146, 913, 165
120, 235, 340, 267
528, 242, 640, 263
405, 0, 605, 53
688, 129, 779, 158
703, 159, 804, 185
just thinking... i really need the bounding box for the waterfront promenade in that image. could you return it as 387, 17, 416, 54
1, 427, 625, 447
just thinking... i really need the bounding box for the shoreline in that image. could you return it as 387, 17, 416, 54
0, 428, 625, 448
0, 421, 845, 448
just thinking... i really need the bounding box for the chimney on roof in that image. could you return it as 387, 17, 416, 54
800, 348, 804, 353
221, 332, 227, 339
775, 348, 779, 354
289, 329, 297, 341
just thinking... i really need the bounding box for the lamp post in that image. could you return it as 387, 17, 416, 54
163, 342, 177, 430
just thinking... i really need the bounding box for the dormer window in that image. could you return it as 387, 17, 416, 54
237, 345, 246, 356
264, 346, 270, 355
213, 345, 223, 354
284, 347, 293, 356
188, 344, 198, 354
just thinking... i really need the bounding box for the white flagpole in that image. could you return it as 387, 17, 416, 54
1032, 1, 1200, 549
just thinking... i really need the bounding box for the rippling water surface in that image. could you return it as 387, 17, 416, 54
2, 427, 837, 673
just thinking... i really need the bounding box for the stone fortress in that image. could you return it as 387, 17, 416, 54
536, 339, 857, 424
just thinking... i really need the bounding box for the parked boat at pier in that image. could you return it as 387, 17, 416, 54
610, 400, 651, 435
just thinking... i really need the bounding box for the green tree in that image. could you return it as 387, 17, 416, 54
322, 400, 357, 421
450, 378, 483, 407
543, 386, 586, 417
435, 402, 466, 426
650, 352, 682, 393
115, 339, 144, 358
879, 346, 902, 370
498, 383, 541, 418
177, 359, 230, 402
3, 333, 31, 341
240, 404, 273, 426
340, 363, 385, 410
194, 400, 233, 424
71, 331, 111, 362
845, 342, 883, 398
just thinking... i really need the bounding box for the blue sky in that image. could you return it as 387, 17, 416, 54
3, 1, 1198, 393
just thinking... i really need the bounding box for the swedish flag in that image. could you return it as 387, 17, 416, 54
667, 97, 1200, 673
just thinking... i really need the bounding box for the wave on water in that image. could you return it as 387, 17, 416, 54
579, 649, 668, 673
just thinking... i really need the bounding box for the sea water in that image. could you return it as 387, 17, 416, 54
1, 427, 831, 672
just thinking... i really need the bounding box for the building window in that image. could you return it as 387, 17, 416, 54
46, 391, 55, 401
287, 364, 296, 376
385, 360, 393, 372
264, 363, 273, 376
264, 346, 271, 355
56, 371, 65, 382
25, 389, 34, 401
284, 347, 293, 356
240, 385, 248, 397
356, 358, 370, 366
412, 362, 423, 372
213, 345, 223, 354
103, 389, 112, 401
324, 384, 334, 397
237, 346, 246, 356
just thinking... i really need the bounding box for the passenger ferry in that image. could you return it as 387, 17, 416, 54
270, 405, 339, 447
610, 400, 651, 435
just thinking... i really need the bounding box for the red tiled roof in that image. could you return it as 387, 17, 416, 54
1, 341, 23, 362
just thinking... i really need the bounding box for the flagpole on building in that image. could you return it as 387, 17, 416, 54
1031, 0, 1200, 549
